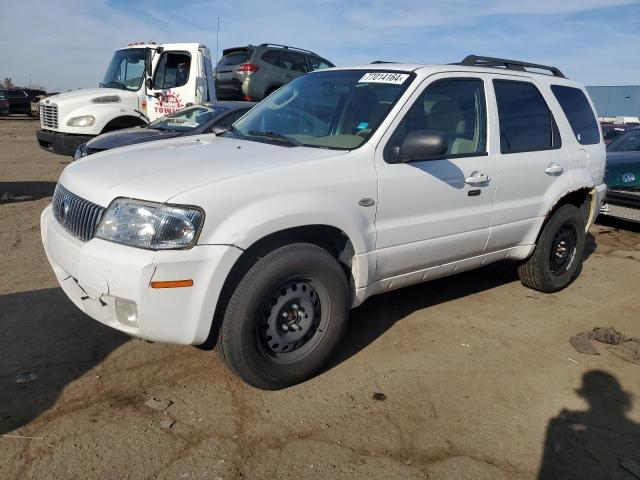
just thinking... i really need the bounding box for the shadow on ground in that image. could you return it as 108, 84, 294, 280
0, 288, 129, 435
538, 370, 640, 480
331, 260, 520, 369
0, 181, 56, 204
597, 215, 640, 234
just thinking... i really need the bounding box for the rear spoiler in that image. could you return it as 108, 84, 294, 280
222, 46, 253, 56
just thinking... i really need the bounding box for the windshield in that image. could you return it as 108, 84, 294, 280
229, 70, 414, 150
101, 48, 146, 91
607, 129, 640, 152
150, 105, 227, 132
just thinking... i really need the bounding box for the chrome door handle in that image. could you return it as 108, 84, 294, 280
545, 163, 564, 175
465, 172, 490, 186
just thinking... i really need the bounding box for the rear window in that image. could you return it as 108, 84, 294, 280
493, 80, 561, 154
217, 50, 252, 68
551, 85, 600, 145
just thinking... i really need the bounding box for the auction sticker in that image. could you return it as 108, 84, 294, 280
359, 72, 409, 84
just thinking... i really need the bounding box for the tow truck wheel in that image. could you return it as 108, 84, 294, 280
518, 204, 586, 293
217, 243, 349, 389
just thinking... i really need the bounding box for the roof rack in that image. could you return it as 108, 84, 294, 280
258, 43, 314, 54
458, 55, 566, 78
370, 60, 397, 64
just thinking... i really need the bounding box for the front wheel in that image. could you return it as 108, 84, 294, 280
217, 243, 350, 389
518, 204, 586, 293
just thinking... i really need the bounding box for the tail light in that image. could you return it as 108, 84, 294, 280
238, 63, 259, 76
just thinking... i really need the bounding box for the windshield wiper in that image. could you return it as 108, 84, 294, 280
100, 81, 126, 90
219, 124, 243, 138
248, 130, 300, 147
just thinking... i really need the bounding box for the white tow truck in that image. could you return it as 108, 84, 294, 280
37, 42, 215, 156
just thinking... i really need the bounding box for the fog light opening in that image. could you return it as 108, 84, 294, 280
115, 298, 138, 327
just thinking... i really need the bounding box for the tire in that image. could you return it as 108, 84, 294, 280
217, 243, 349, 389
518, 204, 586, 293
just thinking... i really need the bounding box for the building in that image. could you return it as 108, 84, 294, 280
586, 85, 640, 121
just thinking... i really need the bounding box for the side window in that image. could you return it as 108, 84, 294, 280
385, 78, 487, 162
493, 80, 561, 154
280, 51, 309, 73
551, 85, 600, 145
8, 90, 26, 98
261, 50, 281, 68
213, 109, 248, 129
153, 52, 191, 89
308, 55, 332, 71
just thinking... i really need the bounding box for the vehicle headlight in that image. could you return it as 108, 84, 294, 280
67, 115, 96, 127
73, 143, 88, 161
91, 95, 120, 104
95, 199, 203, 250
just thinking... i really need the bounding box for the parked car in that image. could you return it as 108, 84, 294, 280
0, 89, 32, 115
41, 55, 606, 389
74, 101, 254, 160
600, 127, 640, 222
215, 43, 334, 101
601, 123, 634, 145
0, 92, 9, 115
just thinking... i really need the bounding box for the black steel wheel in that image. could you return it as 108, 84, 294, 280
518, 204, 586, 293
217, 243, 349, 389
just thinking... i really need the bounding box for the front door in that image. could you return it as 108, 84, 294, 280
374, 75, 498, 280
146, 50, 196, 121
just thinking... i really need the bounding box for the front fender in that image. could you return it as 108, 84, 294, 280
201, 192, 375, 254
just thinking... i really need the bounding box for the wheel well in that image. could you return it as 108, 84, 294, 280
200, 225, 355, 349
548, 188, 592, 227
101, 115, 146, 134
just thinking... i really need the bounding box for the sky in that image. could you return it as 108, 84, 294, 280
1, 0, 639, 91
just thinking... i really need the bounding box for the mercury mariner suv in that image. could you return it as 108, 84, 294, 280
41, 56, 607, 389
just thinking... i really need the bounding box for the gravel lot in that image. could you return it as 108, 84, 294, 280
1, 120, 639, 479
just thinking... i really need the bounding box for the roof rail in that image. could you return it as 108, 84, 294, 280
259, 43, 314, 54
370, 60, 397, 64
458, 55, 566, 78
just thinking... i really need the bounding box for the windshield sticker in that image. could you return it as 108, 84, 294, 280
358, 72, 409, 85
357, 122, 369, 130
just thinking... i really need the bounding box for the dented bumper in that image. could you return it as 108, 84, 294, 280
41, 205, 242, 345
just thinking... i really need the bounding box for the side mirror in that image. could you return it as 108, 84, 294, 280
145, 77, 152, 91
397, 130, 448, 162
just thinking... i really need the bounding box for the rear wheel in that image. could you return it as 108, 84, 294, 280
217, 243, 349, 389
518, 204, 586, 293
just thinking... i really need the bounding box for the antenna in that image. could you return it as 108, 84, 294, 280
214, 17, 220, 106
216, 17, 220, 63
151, 12, 176, 41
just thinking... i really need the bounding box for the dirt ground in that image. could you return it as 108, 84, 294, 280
1, 120, 639, 480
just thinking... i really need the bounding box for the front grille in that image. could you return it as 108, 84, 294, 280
40, 103, 58, 129
52, 184, 105, 242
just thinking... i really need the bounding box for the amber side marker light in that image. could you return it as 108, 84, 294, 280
150, 279, 194, 289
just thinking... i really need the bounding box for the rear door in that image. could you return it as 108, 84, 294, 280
279, 51, 309, 83
486, 77, 570, 252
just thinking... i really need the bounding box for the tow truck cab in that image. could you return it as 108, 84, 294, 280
37, 42, 215, 156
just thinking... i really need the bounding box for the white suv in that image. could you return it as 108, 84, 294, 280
41, 56, 606, 389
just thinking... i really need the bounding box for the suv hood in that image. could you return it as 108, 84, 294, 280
59, 135, 345, 206
85, 126, 182, 151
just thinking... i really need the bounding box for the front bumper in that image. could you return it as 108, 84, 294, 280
600, 189, 640, 223
36, 129, 94, 157
41, 205, 242, 344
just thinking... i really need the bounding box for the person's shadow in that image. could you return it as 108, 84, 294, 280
538, 370, 640, 479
